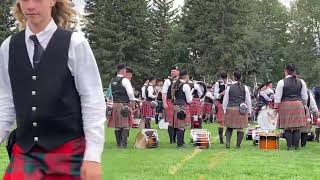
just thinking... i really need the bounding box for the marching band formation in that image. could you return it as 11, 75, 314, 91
107, 63, 320, 150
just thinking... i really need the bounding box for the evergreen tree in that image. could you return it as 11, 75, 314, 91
0, 0, 16, 44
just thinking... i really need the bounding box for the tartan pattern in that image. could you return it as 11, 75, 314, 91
277, 101, 306, 129
189, 98, 202, 116
164, 100, 174, 125
173, 104, 191, 129
108, 102, 132, 128
224, 107, 248, 129
203, 102, 213, 115
141, 101, 156, 118
301, 108, 312, 133
215, 102, 224, 123
3, 137, 85, 180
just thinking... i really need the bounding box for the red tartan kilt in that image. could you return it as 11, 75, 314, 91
164, 100, 174, 125
224, 107, 248, 129
3, 137, 85, 180
278, 101, 306, 129
189, 98, 201, 116
203, 102, 213, 115
216, 102, 224, 123
108, 103, 132, 128
141, 101, 156, 117
173, 104, 191, 129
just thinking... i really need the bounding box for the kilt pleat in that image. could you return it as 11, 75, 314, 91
215, 102, 224, 123
108, 102, 132, 128
278, 101, 306, 129
189, 98, 202, 116
141, 101, 156, 118
3, 137, 85, 180
173, 104, 191, 129
224, 107, 248, 129
164, 100, 174, 125
203, 102, 213, 115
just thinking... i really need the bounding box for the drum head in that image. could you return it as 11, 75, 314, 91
257, 108, 278, 130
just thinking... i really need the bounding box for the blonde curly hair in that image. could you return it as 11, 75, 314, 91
13, 0, 77, 30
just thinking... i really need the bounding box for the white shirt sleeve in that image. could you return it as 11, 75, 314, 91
68, 33, 106, 163
245, 86, 252, 113
194, 83, 203, 97
0, 36, 16, 144
162, 79, 171, 94
301, 79, 308, 105
309, 93, 319, 115
259, 90, 272, 102
206, 92, 215, 101
141, 86, 146, 99
183, 84, 193, 103
214, 82, 221, 99
222, 87, 230, 114
147, 86, 156, 99
121, 78, 136, 101
274, 80, 284, 104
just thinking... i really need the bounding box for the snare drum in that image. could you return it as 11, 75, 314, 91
132, 118, 141, 128
190, 129, 211, 149
134, 129, 159, 149
258, 132, 279, 150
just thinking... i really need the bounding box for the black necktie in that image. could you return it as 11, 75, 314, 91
29, 35, 44, 69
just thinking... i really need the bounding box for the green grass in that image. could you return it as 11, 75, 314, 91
1, 122, 320, 180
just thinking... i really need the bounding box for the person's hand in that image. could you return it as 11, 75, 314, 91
81, 161, 102, 180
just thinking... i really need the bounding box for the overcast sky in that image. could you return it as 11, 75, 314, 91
73, 0, 295, 14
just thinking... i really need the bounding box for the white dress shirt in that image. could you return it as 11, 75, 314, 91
162, 79, 172, 94
214, 80, 228, 99
141, 84, 147, 99
179, 80, 193, 104
259, 89, 273, 102
201, 92, 215, 103
0, 19, 106, 163
191, 83, 203, 98
274, 75, 308, 104
147, 84, 156, 99
222, 83, 252, 114
309, 91, 318, 115
116, 74, 136, 101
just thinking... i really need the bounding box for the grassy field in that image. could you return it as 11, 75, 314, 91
1, 122, 320, 180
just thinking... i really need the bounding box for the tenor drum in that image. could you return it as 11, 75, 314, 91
190, 129, 211, 149
134, 129, 159, 149
258, 132, 279, 150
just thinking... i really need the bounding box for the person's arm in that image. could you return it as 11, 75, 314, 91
214, 82, 220, 99
121, 78, 137, 101
309, 92, 319, 116
245, 86, 252, 114
207, 92, 215, 101
222, 87, 230, 114
0, 36, 16, 144
274, 80, 284, 109
195, 84, 203, 98
147, 86, 157, 99
301, 79, 308, 105
69, 33, 106, 163
183, 84, 193, 104
162, 79, 170, 108
259, 90, 272, 102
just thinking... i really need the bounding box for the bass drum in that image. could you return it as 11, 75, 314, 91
257, 107, 278, 130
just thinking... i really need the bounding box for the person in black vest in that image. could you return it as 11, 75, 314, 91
202, 86, 215, 123
141, 77, 149, 100
162, 66, 180, 144
223, 71, 252, 148
214, 72, 231, 144
255, 81, 274, 118
142, 76, 157, 128
0, 0, 106, 179
155, 78, 164, 124
171, 69, 193, 148
108, 64, 137, 148
189, 80, 203, 128
274, 64, 308, 150
301, 90, 318, 147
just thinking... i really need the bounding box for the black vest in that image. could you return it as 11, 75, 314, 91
204, 94, 214, 104
9, 28, 84, 152
282, 77, 302, 101
217, 81, 226, 104
111, 76, 130, 103
174, 82, 187, 105
145, 84, 155, 101
228, 83, 246, 107
258, 89, 273, 105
